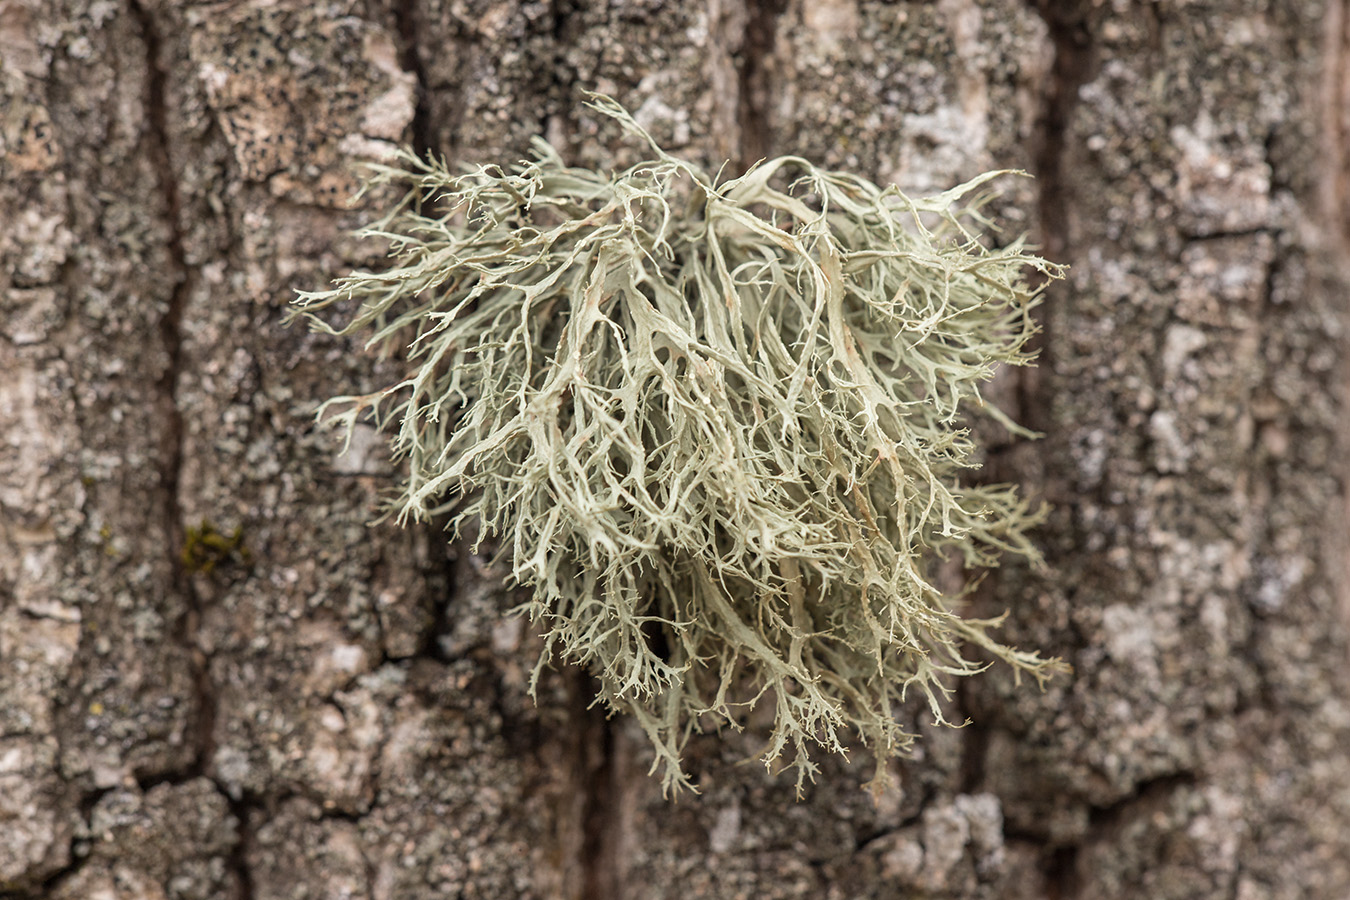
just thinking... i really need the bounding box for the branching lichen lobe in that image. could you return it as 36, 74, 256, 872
296, 95, 1067, 795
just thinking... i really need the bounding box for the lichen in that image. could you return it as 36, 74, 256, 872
295, 94, 1067, 795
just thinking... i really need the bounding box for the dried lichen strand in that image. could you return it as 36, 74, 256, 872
296, 94, 1067, 795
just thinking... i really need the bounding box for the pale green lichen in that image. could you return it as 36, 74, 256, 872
295, 94, 1067, 795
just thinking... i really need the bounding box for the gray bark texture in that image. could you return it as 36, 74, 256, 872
3, 0, 1349, 897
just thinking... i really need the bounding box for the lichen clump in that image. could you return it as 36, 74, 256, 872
296, 95, 1066, 794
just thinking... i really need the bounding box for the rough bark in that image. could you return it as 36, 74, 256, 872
2, 1, 1348, 898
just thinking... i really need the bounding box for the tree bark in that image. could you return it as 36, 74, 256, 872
3, 1, 1348, 898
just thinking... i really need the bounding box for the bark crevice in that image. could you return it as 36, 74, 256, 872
391, 0, 434, 159
735, 0, 787, 171
227, 796, 257, 900
126, 0, 218, 790
567, 671, 624, 900
1026, 0, 1096, 265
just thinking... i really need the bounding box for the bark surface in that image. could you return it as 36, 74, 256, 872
3, 1, 1348, 898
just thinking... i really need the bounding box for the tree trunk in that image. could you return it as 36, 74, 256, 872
3, 1, 1348, 898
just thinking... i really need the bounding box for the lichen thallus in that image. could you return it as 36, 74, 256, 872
294, 94, 1068, 797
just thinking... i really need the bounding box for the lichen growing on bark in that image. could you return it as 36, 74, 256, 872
295, 95, 1066, 794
